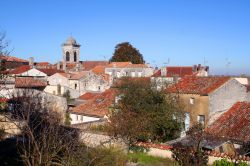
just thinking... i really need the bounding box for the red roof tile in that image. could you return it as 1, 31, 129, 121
37, 68, 64, 76
0, 55, 28, 62
79, 92, 100, 100
206, 102, 250, 142
153, 66, 194, 77
91, 65, 106, 74
107, 62, 132, 68
0, 98, 9, 103
72, 89, 117, 117
15, 77, 47, 88
8, 65, 31, 74
166, 76, 230, 94
82, 61, 108, 70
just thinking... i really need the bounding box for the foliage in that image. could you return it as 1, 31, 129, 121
172, 124, 208, 166
64, 111, 72, 125
71, 146, 127, 166
109, 78, 183, 147
128, 152, 178, 165
110, 42, 145, 64
63, 90, 71, 102
213, 159, 234, 166
213, 159, 250, 166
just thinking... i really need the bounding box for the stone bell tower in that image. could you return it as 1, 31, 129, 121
62, 36, 81, 63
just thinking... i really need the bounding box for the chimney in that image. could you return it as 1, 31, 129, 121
161, 67, 167, 77
197, 64, 201, 71
63, 62, 66, 71
29, 57, 34, 67
57, 62, 60, 70
193, 65, 197, 72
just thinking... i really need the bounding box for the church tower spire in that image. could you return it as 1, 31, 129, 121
62, 36, 81, 63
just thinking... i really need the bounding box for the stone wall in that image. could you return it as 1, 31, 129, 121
209, 79, 247, 124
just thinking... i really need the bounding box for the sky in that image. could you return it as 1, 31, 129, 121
1, 0, 250, 75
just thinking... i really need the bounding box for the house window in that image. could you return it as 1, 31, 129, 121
98, 86, 101, 91
197, 115, 205, 126
138, 72, 142, 77
184, 113, 190, 131
131, 72, 135, 77
125, 71, 129, 76
74, 83, 77, 89
66, 51, 70, 61
74, 52, 77, 62
190, 97, 195, 105
80, 115, 83, 121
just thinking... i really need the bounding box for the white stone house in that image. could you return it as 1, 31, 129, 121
105, 62, 154, 81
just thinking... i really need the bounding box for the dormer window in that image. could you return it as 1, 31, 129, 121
190, 97, 195, 105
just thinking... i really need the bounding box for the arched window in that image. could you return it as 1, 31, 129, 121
66, 51, 70, 61
74, 52, 77, 62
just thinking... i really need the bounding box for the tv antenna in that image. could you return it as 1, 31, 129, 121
225, 58, 231, 75
203, 57, 208, 66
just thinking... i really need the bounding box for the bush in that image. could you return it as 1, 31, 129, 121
213, 159, 250, 166
213, 159, 234, 166
86, 146, 128, 166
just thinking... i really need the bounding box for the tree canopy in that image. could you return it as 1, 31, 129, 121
109, 78, 183, 147
109, 42, 145, 64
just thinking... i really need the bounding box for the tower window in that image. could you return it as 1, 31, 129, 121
74, 52, 77, 62
66, 51, 70, 61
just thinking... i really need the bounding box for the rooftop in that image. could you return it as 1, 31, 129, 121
72, 89, 117, 117
166, 76, 230, 95
152, 66, 194, 77
0, 55, 28, 63
206, 102, 250, 142
15, 77, 47, 88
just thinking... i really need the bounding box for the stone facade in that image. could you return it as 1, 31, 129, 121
208, 79, 248, 124
105, 62, 154, 82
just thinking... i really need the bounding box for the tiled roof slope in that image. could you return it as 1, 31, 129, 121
107, 62, 132, 68
206, 102, 250, 142
79, 92, 100, 100
37, 68, 64, 76
0, 55, 28, 62
91, 65, 106, 74
8, 65, 31, 74
166, 76, 230, 94
82, 61, 108, 71
152, 67, 194, 77
15, 77, 47, 88
72, 89, 117, 117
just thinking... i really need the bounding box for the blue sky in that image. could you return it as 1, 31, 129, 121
1, 0, 250, 75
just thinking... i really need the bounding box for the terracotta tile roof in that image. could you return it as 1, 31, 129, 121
101, 74, 110, 82
127, 64, 149, 68
0, 55, 28, 62
152, 66, 194, 77
15, 77, 47, 88
72, 89, 117, 117
8, 65, 31, 74
206, 102, 250, 142
79, 92, 100, 100
0, 98, 9, 103
82, 61, 108, 71
91, 65, 106, 74
166, 76, 230, 94
70, 71, 88, 80
107, 62, 132, 68
37, 68, 64, 76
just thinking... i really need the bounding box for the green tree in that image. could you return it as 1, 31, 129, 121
110, 42, 145, 64
109, 78, 183, 147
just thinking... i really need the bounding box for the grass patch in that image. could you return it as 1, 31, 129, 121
128, 152, 177, 166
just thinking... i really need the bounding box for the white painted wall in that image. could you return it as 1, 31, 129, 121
18, 68, 47, 77
70, 113, 100, 124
